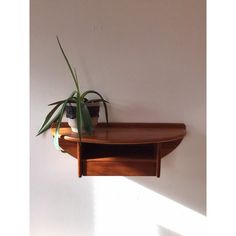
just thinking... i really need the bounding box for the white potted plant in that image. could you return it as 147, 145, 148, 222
37, 36, 109, 149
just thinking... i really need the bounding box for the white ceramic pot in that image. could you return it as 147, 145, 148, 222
67, 117, 99, 133
66, 102, 100, 133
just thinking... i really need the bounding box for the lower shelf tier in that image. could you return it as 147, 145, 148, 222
83, 157, 156, 176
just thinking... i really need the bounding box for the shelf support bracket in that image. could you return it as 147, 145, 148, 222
77, 142, 82, 177
155, 143, 161, 177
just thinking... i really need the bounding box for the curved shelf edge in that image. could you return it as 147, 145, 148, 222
160, 138, 184, 159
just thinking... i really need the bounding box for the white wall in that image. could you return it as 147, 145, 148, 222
30, 0, 206, 235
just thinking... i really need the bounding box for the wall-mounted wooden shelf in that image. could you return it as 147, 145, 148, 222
51, 122, 186, 178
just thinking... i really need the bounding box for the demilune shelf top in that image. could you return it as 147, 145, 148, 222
51, 122, 186, 144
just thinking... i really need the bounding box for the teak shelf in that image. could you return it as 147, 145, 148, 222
51, 122, 186, 178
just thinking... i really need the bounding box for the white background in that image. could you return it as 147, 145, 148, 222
0, 0, 236, 235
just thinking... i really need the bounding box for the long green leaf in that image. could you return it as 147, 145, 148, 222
74, 67, 81, 92
73, 68, 84, 141
56, 36, 79, 91
81, 90, 104, 99
81, 103, 93, 135
102, 100, 109, 125
54, 91, 76, 150
37, 102, 62, 135
81, 90, 109, 124
85, 98, 109, 104
37, 112, 60, 136
48, 97, 76, 106
76, 92, 83, 141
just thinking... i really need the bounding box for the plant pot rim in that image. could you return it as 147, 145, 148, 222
66, 102, 100, 107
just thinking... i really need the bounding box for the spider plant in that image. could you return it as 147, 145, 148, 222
37, 36, 108, 150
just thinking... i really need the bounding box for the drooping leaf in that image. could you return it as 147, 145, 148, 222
85, 98, 109, 104
53, 91, 76, 150
81, 90, 105, 99
37, 112, 60, 136
81, 103, 93, 135
48, 97, 76, 106
37, 102, 62, 135
76, 92, 83, 142
81, 90, 109, 124
102, 100, 109, 125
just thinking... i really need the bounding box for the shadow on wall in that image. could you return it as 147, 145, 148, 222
127, 125, 206, 215
157, 225, 182, 236
98, 103, 206, 215
93, 176, 206, 236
